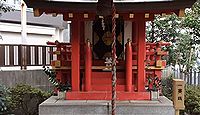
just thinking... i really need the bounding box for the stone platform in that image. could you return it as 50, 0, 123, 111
39, 96, 175, 115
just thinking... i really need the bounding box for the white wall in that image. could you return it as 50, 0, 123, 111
84, 21, 93, 43
0, 22, 62, 45
124, 21, 132, 45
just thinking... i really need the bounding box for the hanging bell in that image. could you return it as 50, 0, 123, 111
97, 0, 113, 17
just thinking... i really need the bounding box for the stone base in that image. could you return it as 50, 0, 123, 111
39, 96, 175, 115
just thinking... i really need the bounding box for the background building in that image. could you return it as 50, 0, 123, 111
0, 0, 70, 45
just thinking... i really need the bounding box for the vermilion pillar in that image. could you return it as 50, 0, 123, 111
137, 14, 146, 92
125, 40, 132, 92
132, 21, 138, 91
85, 40, 92, 91
71, 20, 80, 91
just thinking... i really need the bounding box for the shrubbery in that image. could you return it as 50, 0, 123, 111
184, 86, 200, 115
0, 84, 9, 114
162, 76, 173, 100
0, 84, 51, 115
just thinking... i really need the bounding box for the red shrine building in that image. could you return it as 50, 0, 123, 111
25, 0, 195, 100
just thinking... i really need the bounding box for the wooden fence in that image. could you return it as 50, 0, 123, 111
173, 69, 200, 86
0, 44, 56, 69
163, 67, 200, 85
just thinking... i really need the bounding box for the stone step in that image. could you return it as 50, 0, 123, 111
39, 96, 175, 115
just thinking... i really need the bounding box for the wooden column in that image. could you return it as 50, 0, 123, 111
85, 40, 92, 91
125, 40, 132, 92
132, 21, 138, 90
71, 20, 80, 91
137, 14, 146, 92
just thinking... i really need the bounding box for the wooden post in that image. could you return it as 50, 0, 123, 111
85, 40, 92, 91
125, 39, 132, 92
21, 1, 27, 70
194, 71, 196, 86
175, 109, 179, 115
190, 70, 192, 85
0, 45, 5, 66
198, 72, 200, 85
71, 20, 80, 91
137, 14, 146, 92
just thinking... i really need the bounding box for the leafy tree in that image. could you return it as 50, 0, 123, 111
182, 0, 200, 71
0, 0, 14, 15
175, 33, 196, 74
146, 1, 200, 74
146, 14, 181, 43
183, 0, 200, 44
0, 0, 14, 39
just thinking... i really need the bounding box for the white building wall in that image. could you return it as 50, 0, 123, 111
0, 22, 64, 70
84, 21, 93, 43
0, 22, 61, 45
124, 21, 132, 45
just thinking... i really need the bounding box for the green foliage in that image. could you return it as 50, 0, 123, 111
184, 85, 200, 115
43, 67, 71, 92
0, 84, 9, 114
146, 14, 181, 43
161, 76, 173, 100
0, 0, 14, 14
176, 33, 196, 69
146, 14, 184, 66
8, 84, 51, 115
184, 0, 200, 42
146, 3, 199, 71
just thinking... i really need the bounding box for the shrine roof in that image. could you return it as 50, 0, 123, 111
41, 0, 171, 2
24, 0, 196, 13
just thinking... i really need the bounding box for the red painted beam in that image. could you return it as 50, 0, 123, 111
66, 91, 150, 100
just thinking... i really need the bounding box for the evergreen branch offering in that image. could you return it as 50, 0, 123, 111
43, 66, 71, 92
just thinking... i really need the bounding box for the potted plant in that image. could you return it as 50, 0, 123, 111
56, 81, 71, 100
43, 66, 71, 100
145, 76, 161, 100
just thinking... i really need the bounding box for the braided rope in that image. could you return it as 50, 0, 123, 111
111, 3, 117, 115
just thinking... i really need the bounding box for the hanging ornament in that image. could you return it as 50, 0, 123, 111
101, 17, 105, 30
97, 0, 113, 31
